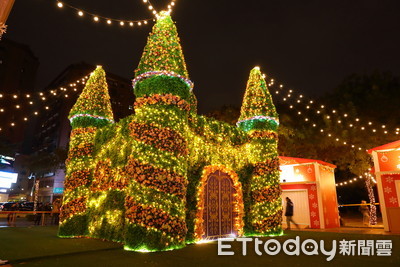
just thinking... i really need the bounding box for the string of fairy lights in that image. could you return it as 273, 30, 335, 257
335, 172, 377, 187
142, 0, 177, 16
0, 73, 91, 130
269, 78, 400, 135
55, 1, 152, 27
262, 74, 400, 152
53, 0, 178, 28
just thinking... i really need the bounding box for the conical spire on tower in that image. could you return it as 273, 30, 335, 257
69, 66, 114, 125
237, 67, 278, 132
132, 11, 193, 91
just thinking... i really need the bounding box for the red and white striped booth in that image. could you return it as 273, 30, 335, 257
368, 140, 400, 232
279, 156, 340, 229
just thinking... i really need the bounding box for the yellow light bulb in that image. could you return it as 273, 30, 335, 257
57, 2, 63, 8
78, 11, 84, 16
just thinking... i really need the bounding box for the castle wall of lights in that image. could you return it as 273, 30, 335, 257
59, 13, 282, 251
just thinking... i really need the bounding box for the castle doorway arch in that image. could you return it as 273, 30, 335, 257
202, 170, 237, 239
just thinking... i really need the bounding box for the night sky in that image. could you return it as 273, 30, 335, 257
6, 0, 400, 113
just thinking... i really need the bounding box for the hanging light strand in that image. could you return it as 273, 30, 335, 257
266, 76, 400, 136
263, 77, 367, 151
260, 75, 399, 153
56, 1, 153, 27
0, 76, 89, 99
142, 0, 177, 16
0, 72, 92, 129
335, 172, 377, 187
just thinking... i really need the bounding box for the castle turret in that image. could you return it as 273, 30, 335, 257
59, 66, 114, 237
237, 67, 279, 133
238, 67, 282, 235
124, 12, 192, 251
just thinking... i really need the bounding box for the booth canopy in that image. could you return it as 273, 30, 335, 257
367, 140, 400, 153
279, 156, 336, 169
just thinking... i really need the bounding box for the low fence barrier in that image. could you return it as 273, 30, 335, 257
0, 211, 60, 226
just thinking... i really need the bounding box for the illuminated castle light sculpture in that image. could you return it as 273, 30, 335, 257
59, 12, 282, 251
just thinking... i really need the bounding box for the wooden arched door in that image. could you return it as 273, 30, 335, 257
203, 170, 236, 239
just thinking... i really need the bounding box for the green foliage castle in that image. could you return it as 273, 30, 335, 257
59, 12, 282, 251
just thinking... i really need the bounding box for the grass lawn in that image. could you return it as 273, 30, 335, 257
0, 226, 399, 266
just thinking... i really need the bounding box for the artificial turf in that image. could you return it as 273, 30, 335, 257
0, 226, 399, 266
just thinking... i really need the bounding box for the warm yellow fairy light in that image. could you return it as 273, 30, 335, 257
107, 20, 112, 24
57, 2, 63, 8
78, 11, 84, 16
94, 16, 99, 22
120, 21, 124, 26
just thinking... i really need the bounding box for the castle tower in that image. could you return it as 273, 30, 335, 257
237, 67, 282, 235
59, 66, 114, 237
124, 12, 192, 251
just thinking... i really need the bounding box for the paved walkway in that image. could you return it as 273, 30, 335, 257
1, 226, 399, 267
